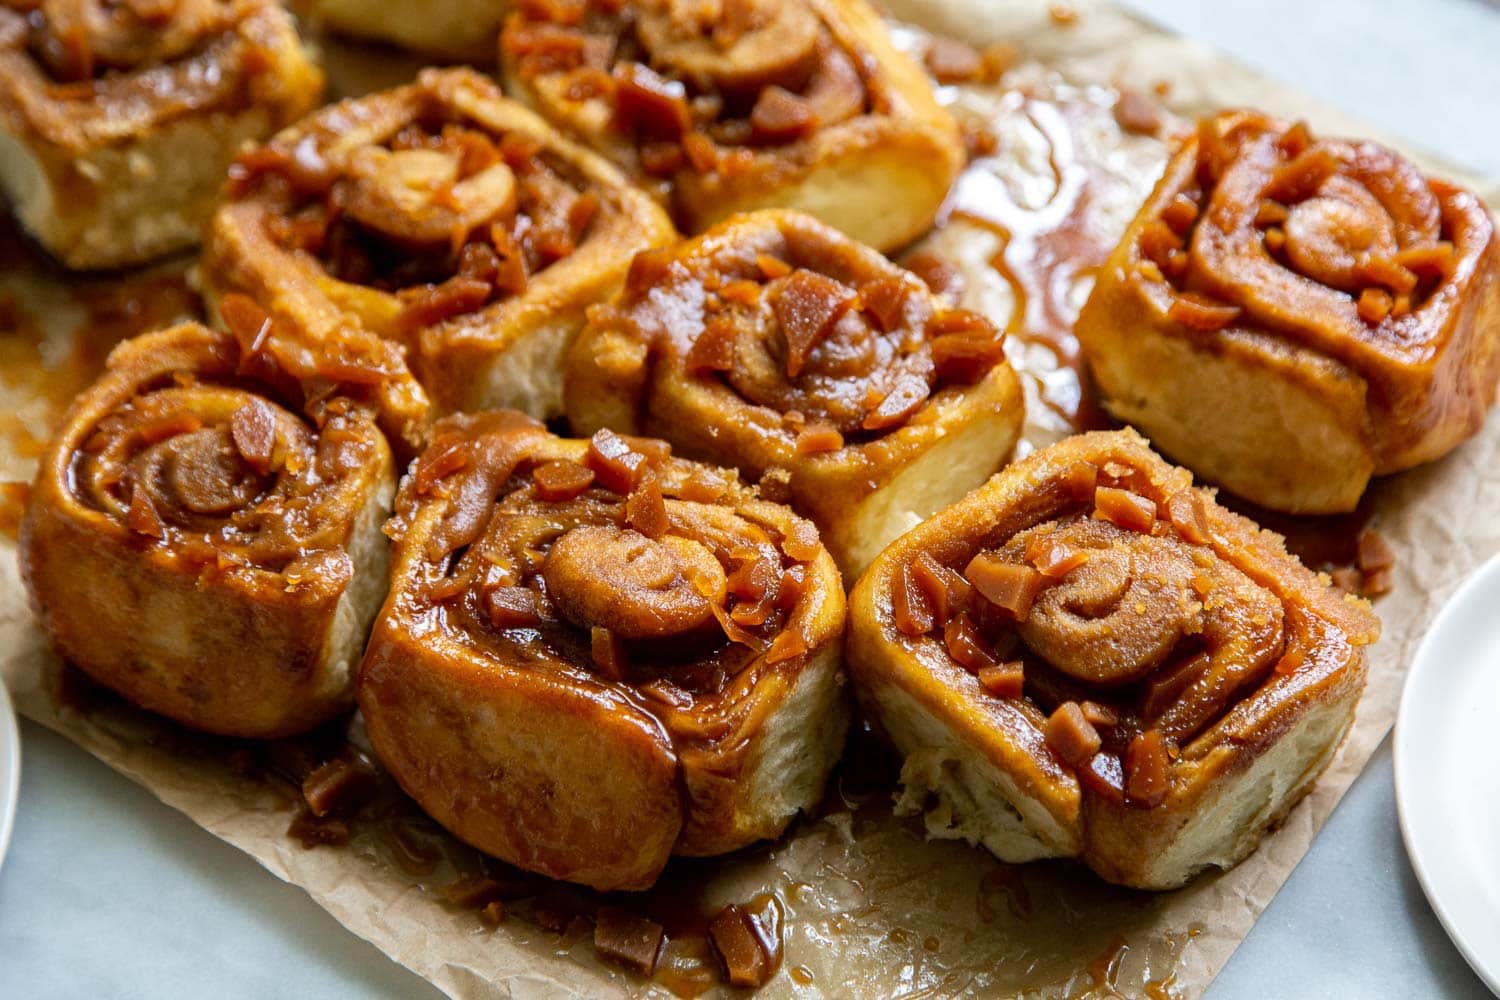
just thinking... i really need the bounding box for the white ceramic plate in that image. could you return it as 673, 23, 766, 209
1395, 553, 1500, 996
0, 681, 18, 872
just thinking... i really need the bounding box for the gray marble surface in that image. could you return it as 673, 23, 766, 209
4, 1, 1500, 996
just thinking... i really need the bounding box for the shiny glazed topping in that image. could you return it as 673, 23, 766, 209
892, 458, 1297, 809
69, 325, 384, 582
394, 413, 823, 698
1135, 113, 1460, 337
214, 293, 427, 458
589, 212, 1005, 445
228, 90, 601, 332
8, 0, 233, 82
502, 0, 879, 179
0, 0, 293, 135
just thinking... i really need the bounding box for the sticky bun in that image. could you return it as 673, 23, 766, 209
0, 0, 323, 269
202, 66, 675, 423
499, 0, 963, 252
847, 429, 1380, 889
1077, 111, 1500, 513
359, 411, 848, 891
566, 209, 1023, 579
20, 321, 396, 738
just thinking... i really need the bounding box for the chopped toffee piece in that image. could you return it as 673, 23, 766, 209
1044, 701, 1102, 768
593, 905, 666, 976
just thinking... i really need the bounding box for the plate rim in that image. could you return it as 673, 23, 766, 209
1394, 552, 1500, 996
0, 679, 18, 873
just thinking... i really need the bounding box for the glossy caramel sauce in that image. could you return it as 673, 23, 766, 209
2, 19, 1393, 1000
899, 50, 1180, 444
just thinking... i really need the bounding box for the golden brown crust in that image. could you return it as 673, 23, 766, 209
1077, 111, 1500, 513
201, 66, 676, 427
847, 429, 1379, 889
566, 209, 1024, 579
0, 0, 324, 268
358, 412, 848, 890
303, 0, 511, 61
499, 0, 962, 252
19, 321, 395, 738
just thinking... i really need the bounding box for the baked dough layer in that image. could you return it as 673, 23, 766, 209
500, 0, 962, 252
360, 412, 848, 890
847, 428, 1379, 889
202, 67, 676, 427
566, 209, 1025, 580
1077, 112, 1500, 513
20, 322, 395, 738
304, 0, 511, 61
0, 0, 323, 269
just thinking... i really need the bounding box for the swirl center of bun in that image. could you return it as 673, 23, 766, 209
543, 523, 727, 640
146, 425, 268, 517
1003, 519, 1282, 690
1280, 176, 1398, 292
343, 145, 519, 250
80, 386, 315, 533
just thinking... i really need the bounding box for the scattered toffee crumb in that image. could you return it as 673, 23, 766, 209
478, 901, 507, 927
594, 905, 666, 976
757, 466, 793, 504
288, 808, 351, 848
708, 895, 784, 989
981, 42, 1020, 83
1113, 89, 1162, 135
904, 252, 967, 304
961, 117, 1001, 159
924, 37, 984, 85
301, 757, 379, 818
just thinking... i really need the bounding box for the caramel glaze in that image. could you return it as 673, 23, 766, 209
502, 0, 880, 214
873, 430, 1379, 816
931, 89, 1175, 431
0, 0, 296, 146
225, 94, 603, 337
391, 411, 827, 710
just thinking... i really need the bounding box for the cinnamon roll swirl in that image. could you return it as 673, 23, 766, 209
202, 67, 676, 423
0, 0, 323, 269
847, 429, 1380, 889
499, 0, 963, 252
20, 322, 396, 738
1077, 111, 1500, 513
566, 209, 1024, 579
359, 412, 848, 890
